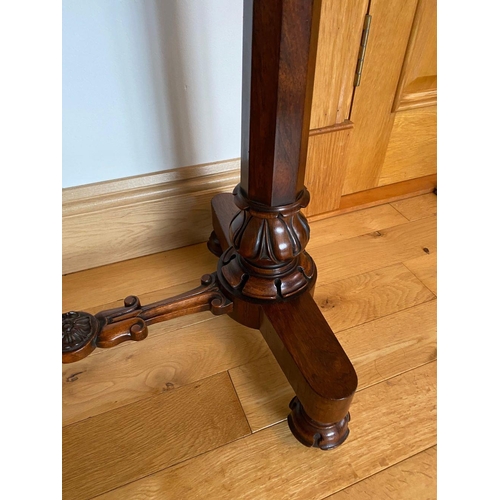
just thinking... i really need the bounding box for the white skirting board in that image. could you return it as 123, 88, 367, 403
63, 159, 240, 274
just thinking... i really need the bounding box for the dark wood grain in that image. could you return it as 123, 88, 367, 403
217, 0, 323, 302
210, 193, 239, 252
240, 0, 322, 206
63, 0, 357, 454
260, 291, 357, 448
62, 273, 232, 363
218, 186, 316, 300
210, 0, 357, 448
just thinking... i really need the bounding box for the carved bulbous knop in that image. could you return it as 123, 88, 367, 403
230, 184, 311, 267
217, 186, 316, 300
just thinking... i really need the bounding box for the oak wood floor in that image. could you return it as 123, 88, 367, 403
62, 193, 437, 500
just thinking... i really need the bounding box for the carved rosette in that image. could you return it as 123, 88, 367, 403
62, 311, 101, 362
219, 185, 316, 300
62, 311, 99, 352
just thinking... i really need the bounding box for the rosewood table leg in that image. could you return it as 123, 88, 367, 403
62, 0, 358, 450
210, 193, 357, 449
261, 296, 357, 449
206, 0, 358, 449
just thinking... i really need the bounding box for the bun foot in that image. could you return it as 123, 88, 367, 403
287, 397, 351, 451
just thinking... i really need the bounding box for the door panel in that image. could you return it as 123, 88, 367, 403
392, 0, 437, 112
378, 106, 437, 186
310, 0, 369, 129
305, 0, 436, 217
341, 0, 419, 195
303, 125, 352, 217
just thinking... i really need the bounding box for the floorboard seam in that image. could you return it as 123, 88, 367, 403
401, 261, 437, 298
316, 443, 438, 500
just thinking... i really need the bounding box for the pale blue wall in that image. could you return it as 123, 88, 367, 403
63, 0, 243, 188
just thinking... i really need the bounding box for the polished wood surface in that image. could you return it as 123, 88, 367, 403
63, 0, 438, 277
335, 174, 436, 217
63, 193, 437, 499
62, 0, 358, 449
303, 127, 352, 216
62, 0, 437, 492
209, 0, 359, 447
62, 273, 232, 363
232, 300, 436, 433
240, 0, 321, 206
261, 292, 357, 447
219, 0, 322, 300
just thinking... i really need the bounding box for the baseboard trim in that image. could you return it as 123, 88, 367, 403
63, 163, 436, 274
63, 159, 240, 274
308, 174, 437, 222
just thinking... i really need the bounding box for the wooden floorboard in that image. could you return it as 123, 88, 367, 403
62, 315, 267, 426
390, 192, 437, 221
307, 204, 407, 244
62, 243, 219, 312
404, 253, 437, 296
310, 216, 436, 287
95, 362, 437, 500
62, 194, 437, 500
63, 372, 251, 500
314, 261, 435, 331
325, 446, 437, 499
62, 203, 407, 312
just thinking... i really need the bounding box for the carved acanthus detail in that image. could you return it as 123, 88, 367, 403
230, 210, 310, 267
218, 185, 316, 300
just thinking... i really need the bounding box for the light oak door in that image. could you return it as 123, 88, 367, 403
304, 0, 437, 217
